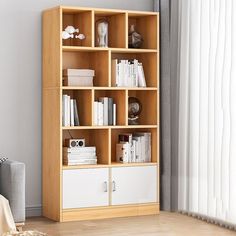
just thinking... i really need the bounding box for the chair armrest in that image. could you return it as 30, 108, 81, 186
0, 160, 25, 223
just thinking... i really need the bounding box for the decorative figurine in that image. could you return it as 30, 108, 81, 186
75, 34, 86, 40
128, 24, 143, 48
128, 97, 142, 125
62, 31, 74, 40
62, 25, 85, 41
65, 25, 79, 34
96, 19, 108, 47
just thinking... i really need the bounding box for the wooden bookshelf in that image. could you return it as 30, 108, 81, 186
42, 6, 159, 222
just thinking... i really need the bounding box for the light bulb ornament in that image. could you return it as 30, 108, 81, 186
128, 97, 142, 125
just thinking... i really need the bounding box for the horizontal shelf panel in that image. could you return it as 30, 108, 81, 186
62, 46, 157, 53
110, 162, 158, 167
62, 162, 158, 170
61, 6, 158, 16
63, 164, 108, 170
62, 86, 158, 91
62, 46, 108, 52
110, 48, 157, 53
62, 125, 158, 130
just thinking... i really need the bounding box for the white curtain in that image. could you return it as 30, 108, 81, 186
178, 0, 236, 225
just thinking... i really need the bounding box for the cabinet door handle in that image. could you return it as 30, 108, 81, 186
112, 181, 116, 192
103, 181, 108, 192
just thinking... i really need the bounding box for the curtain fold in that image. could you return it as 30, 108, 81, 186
177, 0, 236, 225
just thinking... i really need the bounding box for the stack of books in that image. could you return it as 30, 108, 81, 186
116, 132, 151, 163
63, 146, 97, 165
93, 97, 116, 126
63, 69, 95, 86
112, 59, 146, 87
62, 95, 79, 126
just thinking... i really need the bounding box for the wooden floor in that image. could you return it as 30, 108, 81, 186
24, 212, 235, 236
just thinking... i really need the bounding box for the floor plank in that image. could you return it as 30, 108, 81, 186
24, 212, 235, 236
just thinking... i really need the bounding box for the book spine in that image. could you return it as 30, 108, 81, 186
70, 99, 74, 126
108, 98, 113, 125
68, 96, 70, 126
62, 95, 66, 126
113, 103, 116, 126
73, 100, 80, 126
138, 63, 146, 87
93, 101, 98, 125
98, 102, 104, 126
103, 97, 109, 125
64, 147, 96, 152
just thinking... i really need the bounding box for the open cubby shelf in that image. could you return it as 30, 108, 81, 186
43, 6, 159, 222
62, 50, 109, 87
61, 8, 158, 49
63, 129, 109, 164
62, 127, 158, 169
62, 88, 158, 127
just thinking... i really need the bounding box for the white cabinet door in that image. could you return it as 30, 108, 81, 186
63, 168, 109, 209
111, 166, 157, 205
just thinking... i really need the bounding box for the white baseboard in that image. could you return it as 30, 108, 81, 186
26, 206, 42, 217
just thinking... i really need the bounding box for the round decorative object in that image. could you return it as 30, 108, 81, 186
128, 97, 142, 125
128, 24, 143, 48
96, 18, 108, 47
65, 25, 79, 34
62, 31, 74, 40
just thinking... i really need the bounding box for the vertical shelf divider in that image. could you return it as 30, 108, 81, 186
108, 49, 112, 87
91, 88, 95, 126
125, 12, 129, 49
91, 10, 95, 47
108, 128, 111, 165
125, 89, 129, 126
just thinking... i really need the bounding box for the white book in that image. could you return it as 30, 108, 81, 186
63, 69, 95, 77
120, 60, 125, 86
131, 140, 137, 163
67, 95, 71, 126
63, 76, 94, 86
62, 95, 67, 126
98, 102, 104, 126
64, 159, 97, 165
64, 154, 97, 160
113, 104, 116, 125
64, 147, 96, 153
112, 59, 118, 86
138, 63, 146, 87
99, 97, 109, 125
70, 99, 74, 126
133, 136, 142, 162
134, 59, 139, 87
93, 101, 98, 125
135, 132, 151, 162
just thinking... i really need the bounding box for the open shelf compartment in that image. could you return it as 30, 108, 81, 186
62, 89, 92, 126
62, 9, 92, 47
94, 11, 126, 48
94, 89, 127, 126
111, 52, 158, 88
128, 13, 158, 50
62, 128, 109, 165
110, 128, 158, 164
62, 50, 109, 87
128, 90, 157, 126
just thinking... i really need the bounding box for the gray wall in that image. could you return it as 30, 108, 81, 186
0, 0, 154, 216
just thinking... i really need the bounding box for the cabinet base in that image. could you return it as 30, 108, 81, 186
62, 203, 160, 222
